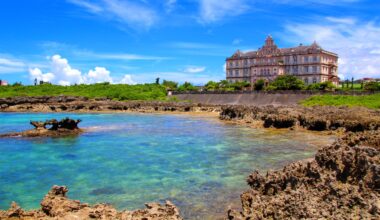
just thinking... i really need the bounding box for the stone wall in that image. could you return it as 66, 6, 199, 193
174, 93, 312, 106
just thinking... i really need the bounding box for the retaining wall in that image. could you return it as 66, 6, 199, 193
174, 93, 312, 106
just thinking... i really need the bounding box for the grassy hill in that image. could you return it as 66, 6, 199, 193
0, 83, 168, 101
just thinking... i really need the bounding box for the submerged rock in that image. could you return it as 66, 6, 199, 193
228, 130, 380, 219
0, 118, 83, 138
0, 185, 183, 220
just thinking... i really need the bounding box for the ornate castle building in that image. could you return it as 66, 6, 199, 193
226, 36, 339, 86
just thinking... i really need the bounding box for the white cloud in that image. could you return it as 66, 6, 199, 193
29, 68, 55, 83
68, 0, 158, 30
86, 67, 113, 84
120, 74, 136, 84
29, 54, 136, 85
0, 56, 26, 74
184, 66, 206, 73
198, 0, 249, 23
282, 17, 380, 79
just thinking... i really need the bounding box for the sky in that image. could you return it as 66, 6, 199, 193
0, 0, 379, 85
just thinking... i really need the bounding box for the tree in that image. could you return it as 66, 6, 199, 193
254, 79, 265, 91
205, 81, 219, 91
269, 75, 305, 90
177, 82, 198, 91
231, 81, 250, 91
155, 77, 160, 85
162, 80, 178, 90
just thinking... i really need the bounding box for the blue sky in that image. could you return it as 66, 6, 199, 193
0, 0, 379, 85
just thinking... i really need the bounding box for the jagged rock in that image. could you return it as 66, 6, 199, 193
0, 96, 222, 113
0, 185, 183, 220
220, 105, 380, 132
228, 130, 380, 219
0, 118, 83, 138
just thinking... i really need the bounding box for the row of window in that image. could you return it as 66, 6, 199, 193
228, 55, 336, 67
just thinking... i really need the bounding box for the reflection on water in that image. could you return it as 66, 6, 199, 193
0, 112, 335, 219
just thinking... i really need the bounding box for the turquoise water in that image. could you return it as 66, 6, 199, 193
0, 112, 334, 219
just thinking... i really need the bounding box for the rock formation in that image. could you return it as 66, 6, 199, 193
227, 130, 380, 219
0, 185, 183, 220
220, 105, 380, 132
0, 96, 220, 113
0, 118, 83, 138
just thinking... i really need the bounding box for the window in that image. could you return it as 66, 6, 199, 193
235, 70, 239, 76
244, 69, 249, 76
285, 56, 290, 64
304, 66, 308, 73
229, 70, 233, 76
244, 59, 248, 66
304, 56, 309, 63
229, 62, 233, 67
235, 61, 239, 67
313, 78, 317, 83
312, 66, 317, 73
313, 56, 317, 62
304, 78, 308, 84
293, 66, 298, 74
293, 56, 297, 63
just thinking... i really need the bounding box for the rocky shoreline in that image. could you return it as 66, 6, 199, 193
0, 96, 379, 219
0, 186, 182, 220
0, 96, 221, 113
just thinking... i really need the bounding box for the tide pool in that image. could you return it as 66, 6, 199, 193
0, 112, 334, 219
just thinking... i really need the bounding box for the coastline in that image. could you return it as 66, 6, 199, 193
0, 96, 379, 219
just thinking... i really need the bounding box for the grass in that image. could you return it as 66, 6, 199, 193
301, 93, 380, 109
0, 83, 168, 101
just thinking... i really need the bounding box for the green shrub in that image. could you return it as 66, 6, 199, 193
269, 75, 305, 90
254, 79, 265, 91
178, 82, 198, 92
307, 82, 335, 91
364, 82, 380, 91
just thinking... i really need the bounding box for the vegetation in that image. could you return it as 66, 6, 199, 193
306, 81, 336, 91
162, 80, 178, 90
301, 93, 380, 109
364, 82, 380, 91
205, 80, 251, 91
177, 82, 198, 92
254, 79, 265, 91
267, 75, 305, 90
0, 83, 167, 101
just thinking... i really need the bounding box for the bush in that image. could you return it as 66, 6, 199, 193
307, 82, 335, 91
254, 79, 265, 91
162, 80, 178, 90
364, 82, 380, 91
269, 75, 305, 90
178, 82, 198, 92
205, 81, 219, 91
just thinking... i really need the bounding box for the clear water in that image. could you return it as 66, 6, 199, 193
0, 112, 334, 219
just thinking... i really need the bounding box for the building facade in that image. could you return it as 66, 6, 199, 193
0, 80, 8, 86
226, 36, 339, 86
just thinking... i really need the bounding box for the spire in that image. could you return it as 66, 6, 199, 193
265, 35, 274, 46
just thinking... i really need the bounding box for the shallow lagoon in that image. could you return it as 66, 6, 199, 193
0, 112, 334, 219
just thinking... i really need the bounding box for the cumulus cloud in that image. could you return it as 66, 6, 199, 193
29, 54, 136, 85
184, 66, 206, 73
120, 74, 136, 84
282, 17, 380, 79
